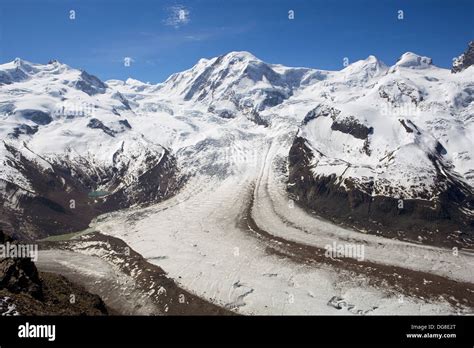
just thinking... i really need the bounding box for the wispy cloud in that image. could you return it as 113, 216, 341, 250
183, 35, 204, 41
163, 5, 190, 28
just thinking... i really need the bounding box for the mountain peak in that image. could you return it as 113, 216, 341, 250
0, 58, 38, 84
340, 55, 388, 83
221, 51, 259, 61
366, 54, 380, 62
395, 52, 432, 69
1, 58, 71, 76
12, 58, 36, 70
125, 77, 149, 86
343, 55, 387, 70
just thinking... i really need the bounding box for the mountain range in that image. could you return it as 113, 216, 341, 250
1, 43, 473, 248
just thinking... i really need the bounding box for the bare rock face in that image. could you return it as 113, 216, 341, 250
87, 118, 116, 137
330, 116, 374, 140
9, 124, 38, 138
75, 70, 107, 95
0, 230, 13, 244
15, 109, 52, 125
452, 41, 474, 73
0, 258, 43, 300
0, 230, 109, 315
0, 230, 43, 299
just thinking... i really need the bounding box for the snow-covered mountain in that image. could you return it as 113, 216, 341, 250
0, 59, 180, 240
1, 47, 473, 247
288, 52, 474, 246
158, 51, 322, 112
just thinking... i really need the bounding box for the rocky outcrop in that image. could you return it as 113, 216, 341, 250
0, 230, 42, 299
330, 116, 373, 140
302, 105, 340, 125
452, 41, 474, 73
0, 230, 109, 315
87, 118, 116, 137
9, 124, 38, 138
0, 258, 43, 300
75, 71, 107, 95
118, 119, 132, 129
15, 109, 52, 125
245, 109, 269, 127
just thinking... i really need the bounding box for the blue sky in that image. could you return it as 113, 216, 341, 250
1, 0, 473, 83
